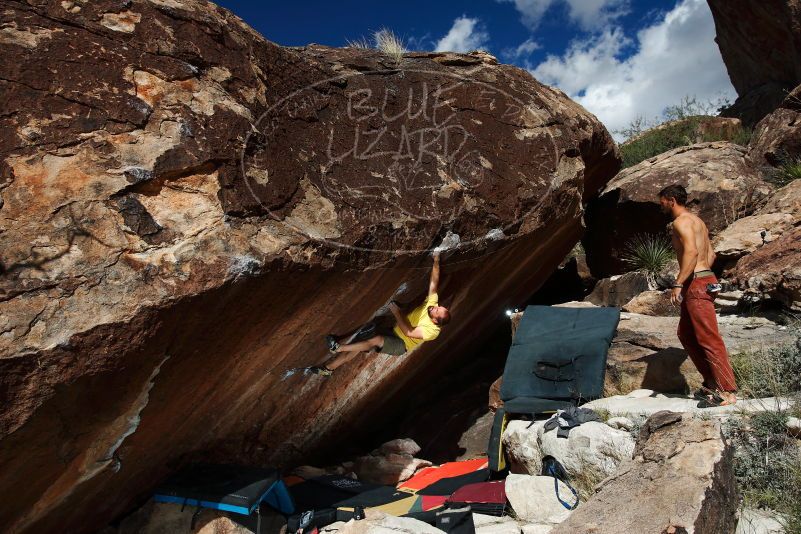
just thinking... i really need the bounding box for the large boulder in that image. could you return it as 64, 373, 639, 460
353, 439, 431, 485
713, 179, 801, 267
0, 1, 620, 533
552, 411, 738, 534
731, 225, 801, 310
584, 271, 650, 307
583, 142, 770, 278
748, 84, 801, 167
708, 0, 801, 125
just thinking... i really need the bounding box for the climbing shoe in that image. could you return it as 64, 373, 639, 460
308, 366, 333, 377
325, 334, 340, 353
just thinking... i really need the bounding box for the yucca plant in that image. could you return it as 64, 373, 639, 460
621, 233, 675, 286
774, 158, 801, 187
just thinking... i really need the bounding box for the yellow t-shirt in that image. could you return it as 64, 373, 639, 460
393, 293, 441, 351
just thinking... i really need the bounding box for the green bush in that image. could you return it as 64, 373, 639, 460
620, 119, 699, 168
725, 411, 801, 533
769, 158, 801, 187
619, 117, 752, 169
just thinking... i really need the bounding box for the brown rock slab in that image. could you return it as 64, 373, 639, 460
709, 0, 801, 125
352, 452, 432, 485
714, 179, 801, 267
551, 412, 738, 534
584, 142, 770, 278
748, 84, 801, 167
622, 290, 680, 317
731, 225, 801, 311
585, 271, 650, 307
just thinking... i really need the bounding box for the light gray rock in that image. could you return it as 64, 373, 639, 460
505, 474, 574, 525
584, 390, 792, 418
520, 525, 554, 534
539, 421, 635, 480
605, 417, 635, 431
502, 420, 545, 475
503, 417, 634, 480
787, 416, 801, 438
736, 508, 786, 534
473, 513, 522, 534
332, 510, 445, 533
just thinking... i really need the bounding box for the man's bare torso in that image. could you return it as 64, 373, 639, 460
670, 212, 714, 272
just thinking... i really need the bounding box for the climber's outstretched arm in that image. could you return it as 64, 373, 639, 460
429, 252, 440, 296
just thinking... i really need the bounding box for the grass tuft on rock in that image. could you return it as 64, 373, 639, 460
767, 157, 801, 187
345, 28, 407, 64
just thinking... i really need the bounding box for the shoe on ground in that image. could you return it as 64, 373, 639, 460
308, 366, 333, 377
325, 335, 340, 353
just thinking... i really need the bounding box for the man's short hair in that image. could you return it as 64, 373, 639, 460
658, 184, 688, 206
439, 309, 451, 326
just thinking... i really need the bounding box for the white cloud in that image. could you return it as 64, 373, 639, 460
529, 0, 735, 139
563, 0, 629, 31
500, 0, 554, 31
499, 0, 628, 31
502, 37, 541, 60
434, 16, 490, 52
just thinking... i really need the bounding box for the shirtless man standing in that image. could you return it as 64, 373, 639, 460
659, 184, 737, 406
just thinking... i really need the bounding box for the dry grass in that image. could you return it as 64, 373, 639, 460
345, 28, 407, 65
726, 328, 801, 533
374, 28, 406, 64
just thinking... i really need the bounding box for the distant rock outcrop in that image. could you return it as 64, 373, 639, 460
583, 142, 769, 278
709, 0, 801, 125
0, 1, 619, 532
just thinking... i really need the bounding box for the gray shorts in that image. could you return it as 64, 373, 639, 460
377, 333, 407, 356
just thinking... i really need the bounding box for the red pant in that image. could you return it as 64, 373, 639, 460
677, 275, 737, 392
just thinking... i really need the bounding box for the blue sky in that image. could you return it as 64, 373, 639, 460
216, 0, 735, 138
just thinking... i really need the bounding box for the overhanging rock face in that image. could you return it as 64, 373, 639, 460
0, 1, 619, 532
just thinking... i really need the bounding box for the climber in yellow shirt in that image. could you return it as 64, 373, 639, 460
310, 252, 451, 376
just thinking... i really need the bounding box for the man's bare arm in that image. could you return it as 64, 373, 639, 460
389, 303, 425, 339
706, 247, 716, 268
674, 218, 698, 285
429, 252, 440, 296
